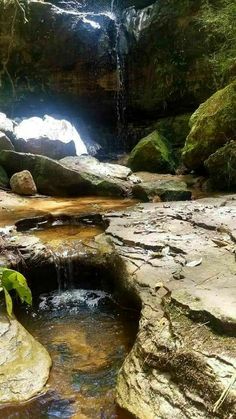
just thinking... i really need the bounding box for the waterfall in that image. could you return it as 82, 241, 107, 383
50, 245, 77, 291
111, 1, 127, 151
111, 0, 115, 13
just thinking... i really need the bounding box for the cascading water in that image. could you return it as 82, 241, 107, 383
111, 0, 115, 13
111, 0, 127, 151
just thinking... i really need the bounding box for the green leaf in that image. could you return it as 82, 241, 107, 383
3, 287, 13, 317
1, 268, 32, 306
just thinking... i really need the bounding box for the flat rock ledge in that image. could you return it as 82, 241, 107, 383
0, 313, 51, 403
103, 196, 236, 419
0, 195, 236, 416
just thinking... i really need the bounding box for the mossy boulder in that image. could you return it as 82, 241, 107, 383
128, 131, 174, 173
182, 81, 236, 170
0, 165, 9, 188
205, 141, 236, 190
154, 114, 191, 150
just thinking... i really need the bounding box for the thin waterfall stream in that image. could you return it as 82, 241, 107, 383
111, 0, 127, 151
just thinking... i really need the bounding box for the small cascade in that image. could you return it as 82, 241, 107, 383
51, 245, 78, 291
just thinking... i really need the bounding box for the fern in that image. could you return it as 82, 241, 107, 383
0, 267, 32, 316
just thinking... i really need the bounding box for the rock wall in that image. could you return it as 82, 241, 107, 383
123, 0, 236, 117
0, 0, 235, 151
0, 0, 117, 121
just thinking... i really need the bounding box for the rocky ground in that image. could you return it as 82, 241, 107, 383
0, 190, 235, 417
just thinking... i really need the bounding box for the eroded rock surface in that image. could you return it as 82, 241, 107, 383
0, 313, 51, 403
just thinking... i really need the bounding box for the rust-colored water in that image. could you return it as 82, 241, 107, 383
28, 224, 104, 248
1, 290, 137, 419
0, 191, 137, 228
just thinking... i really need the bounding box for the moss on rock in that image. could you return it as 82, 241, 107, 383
205, 141, 236, 190
128, 130, 175, 173
182, 80, 236, 170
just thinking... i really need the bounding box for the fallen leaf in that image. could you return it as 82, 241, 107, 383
186, 258, 202, 267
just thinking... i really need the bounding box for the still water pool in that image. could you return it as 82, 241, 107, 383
0, 290, 137, 419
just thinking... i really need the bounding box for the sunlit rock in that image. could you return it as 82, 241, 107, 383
0, 113, 14, 137
10, 170, 37, 196
60, 155, 133, 180
0, 313, 51, 403
13, 115, 88, 159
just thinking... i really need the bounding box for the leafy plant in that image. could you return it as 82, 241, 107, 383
0, 267, 32, 316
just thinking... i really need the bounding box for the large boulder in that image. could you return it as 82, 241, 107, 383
13, 115, 87, 159
0, 312, 51, 403
128, 130, 174, 173
182, 81, 236, 170
0, 150, 131, 197
0, 131, 14, 152
10, 170, 37, 196
205, 141, 236, 190
0, 166, 9, 188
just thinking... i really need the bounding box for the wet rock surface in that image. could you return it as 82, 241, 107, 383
0, 191, 235, 417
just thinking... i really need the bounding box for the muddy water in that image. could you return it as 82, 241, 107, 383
1, 290, 137, 419
0, 191, 137, 228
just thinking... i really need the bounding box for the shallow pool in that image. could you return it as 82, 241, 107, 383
0, 290, 137, 419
